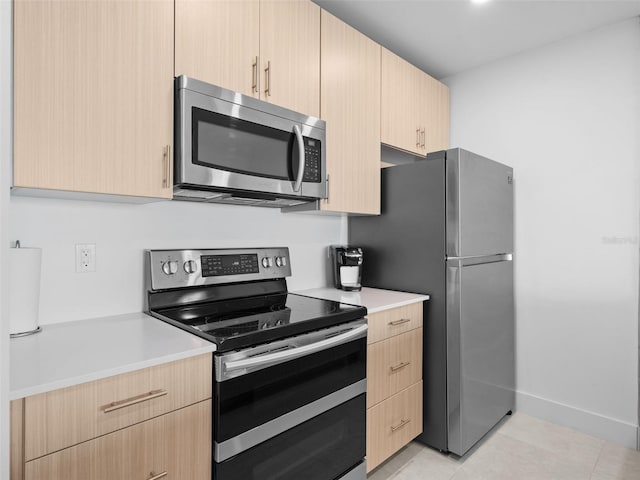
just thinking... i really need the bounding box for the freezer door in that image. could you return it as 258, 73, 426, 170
445, 149, 514, 257
446, 257, 515, 456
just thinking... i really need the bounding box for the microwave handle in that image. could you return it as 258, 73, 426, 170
292, 124, 305, 192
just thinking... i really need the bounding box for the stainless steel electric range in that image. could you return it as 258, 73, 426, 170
145, 247, 368, 480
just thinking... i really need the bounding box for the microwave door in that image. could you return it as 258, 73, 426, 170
185, 102, 301, 197
178, 86, 324, 199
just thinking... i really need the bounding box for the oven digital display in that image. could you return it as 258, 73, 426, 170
201, 254, 259, 277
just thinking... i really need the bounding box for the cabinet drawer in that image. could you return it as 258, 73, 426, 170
366, 381, 422, 473
367, 302, 422, 344
367, 328, 422, 408
24, 399, 211, 480
24, 353, 212, 461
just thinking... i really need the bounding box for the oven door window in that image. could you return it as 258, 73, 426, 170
215, 337, 366, 442
192, 107, 300, 181
214, 394, 365, 480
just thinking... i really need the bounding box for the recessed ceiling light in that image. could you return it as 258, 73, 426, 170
471, 0, 491, 4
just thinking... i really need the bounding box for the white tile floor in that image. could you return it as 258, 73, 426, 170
367, 413, 640, 480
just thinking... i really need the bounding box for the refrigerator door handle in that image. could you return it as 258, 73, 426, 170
446, 253, 513, 267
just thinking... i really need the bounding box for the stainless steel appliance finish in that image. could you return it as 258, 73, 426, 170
349, 148, 515, 456
446, 149, 514, 257
147, 247, 291, 291
145, 247, 367, 480
174, 76, 327, 207
215, 320, 368, 381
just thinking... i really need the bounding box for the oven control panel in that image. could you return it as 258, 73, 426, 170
147, 247, 291, 291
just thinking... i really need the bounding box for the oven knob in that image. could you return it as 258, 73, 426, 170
162, 260, 178, 275
184, 260, 197, 274
261, 257, 270, 268
275, 256, 286, 267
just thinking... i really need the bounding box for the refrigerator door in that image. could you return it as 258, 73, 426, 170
445, 149, 514, 257
446, 256, 515, 456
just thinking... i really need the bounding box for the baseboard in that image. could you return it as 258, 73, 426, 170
516, 390, 639, 450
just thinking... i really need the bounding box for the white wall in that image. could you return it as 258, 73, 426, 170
0, 0, 11, 476
444, 18, 640, 447
9, 197, 344, 325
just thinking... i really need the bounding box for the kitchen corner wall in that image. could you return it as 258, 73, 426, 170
444, 18, 640, 447
9, 197, 346, 325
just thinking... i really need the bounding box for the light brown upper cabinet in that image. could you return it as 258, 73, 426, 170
320, 11, 381, 215
13, 0, 174, 199
175, 0, 320, 118
175, 0, 259, 98
259, 0, 320, 117
381, 48, 449, 156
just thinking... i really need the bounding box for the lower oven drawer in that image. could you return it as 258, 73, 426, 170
214, 394, 366, 480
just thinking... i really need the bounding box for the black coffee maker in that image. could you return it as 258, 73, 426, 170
330, 246, 364, 291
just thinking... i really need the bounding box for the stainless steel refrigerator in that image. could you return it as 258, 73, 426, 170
350, 148, 515, 456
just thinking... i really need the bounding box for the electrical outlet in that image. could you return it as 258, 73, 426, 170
76, 244, 96, 273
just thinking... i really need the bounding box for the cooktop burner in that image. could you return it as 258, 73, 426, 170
155, 293, 364, 352
145, 248, 367, 352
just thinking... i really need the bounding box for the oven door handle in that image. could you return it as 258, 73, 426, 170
292, 124, 305, 192
224, 324, 368, 372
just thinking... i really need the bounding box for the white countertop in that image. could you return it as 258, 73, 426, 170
295, 287, 429, 314
10, 312, 216, 400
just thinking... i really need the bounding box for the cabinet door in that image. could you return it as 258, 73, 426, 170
260, 0, 320, 117
367, 328, 422, 408
381, 48, 423, 156
24, 400, 211, 480
366, 302, 423, 345
421, 72, 450, 153
13, 0, 174, 199
366, 382, 422, 472
175, 0, 259, 97
320, 11, 381, 215
24, 353, 212, 461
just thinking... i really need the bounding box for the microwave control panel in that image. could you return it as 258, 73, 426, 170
303, 138, 322, 183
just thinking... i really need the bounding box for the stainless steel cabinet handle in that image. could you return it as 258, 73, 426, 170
162, 145, 171, 188
252, 56, 258, 93
148, 472, 168, 480
325, 174, 330, 201
389, 361, 410, 372
225, 324, 368, 371
421, 128, 426, 149
388, 318, 411, 326
102, 389, 168, 413
292, 124, 305, 192
390, 418, 411, 432
416, 128, 420, 147
264, 60, 271, 96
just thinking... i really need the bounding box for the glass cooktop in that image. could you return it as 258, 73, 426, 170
155, 293, 366, 352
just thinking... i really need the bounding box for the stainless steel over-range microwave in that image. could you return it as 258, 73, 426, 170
174, 76, 327, 207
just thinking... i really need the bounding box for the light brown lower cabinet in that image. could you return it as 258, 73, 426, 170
366, 303, 424, 473
367, 328, 422, 408
366, 302, 423, 345
367, 382, 423, 472
23, 399, 210, 480
11, 354, 212, 480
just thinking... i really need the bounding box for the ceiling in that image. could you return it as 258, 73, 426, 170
313, 0, 640, 79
